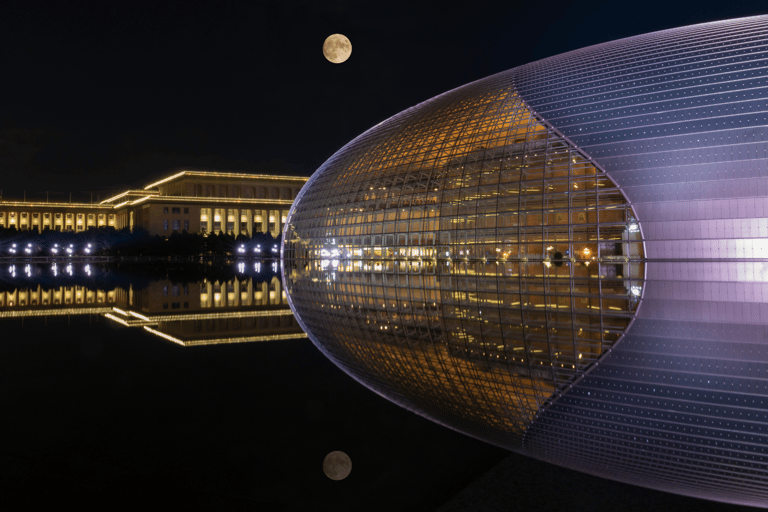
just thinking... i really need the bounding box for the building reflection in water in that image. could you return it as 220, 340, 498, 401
0, 262, 306, 346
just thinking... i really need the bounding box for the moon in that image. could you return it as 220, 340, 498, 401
322, 451, 352, 480
323, 34, 352, 64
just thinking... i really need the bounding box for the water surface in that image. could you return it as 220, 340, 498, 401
0, 261, 507, 510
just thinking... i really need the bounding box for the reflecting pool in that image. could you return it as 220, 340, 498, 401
0, 261, 305, 346
0, 261, 508, 510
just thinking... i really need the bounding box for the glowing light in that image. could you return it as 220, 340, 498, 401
142, 170, 307, 190
142, 326, 185, 346
129, 311, 151, 321
130, 196, 152, 206
103, 313, 131, 326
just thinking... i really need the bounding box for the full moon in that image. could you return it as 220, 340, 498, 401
322, 451, 352, 480
323, 34, 352, 64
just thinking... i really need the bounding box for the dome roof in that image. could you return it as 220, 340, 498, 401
284, 15, 768, 507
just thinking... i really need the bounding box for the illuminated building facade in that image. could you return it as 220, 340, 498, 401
0, 171, 307, 238
104, 272, 304, 346
0, 267, 304, 346
0, 202, 118, 233
283, 16, 768, 507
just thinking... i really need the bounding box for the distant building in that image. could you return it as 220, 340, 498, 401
0, 170, 308, 238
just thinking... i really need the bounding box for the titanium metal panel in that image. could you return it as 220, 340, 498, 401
512, 15, 768, 506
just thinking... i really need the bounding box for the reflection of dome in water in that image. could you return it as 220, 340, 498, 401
284, 16, 768, 508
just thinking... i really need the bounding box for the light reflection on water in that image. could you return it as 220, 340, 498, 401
0, 262, 305, 346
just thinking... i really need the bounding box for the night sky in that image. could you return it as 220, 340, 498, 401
2, 0, 766, 201
3, 2, 768, 510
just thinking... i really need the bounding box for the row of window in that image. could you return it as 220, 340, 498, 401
162, 302, 190, 309
162, 285, 190, 296
162, 207, 190, 215
179, 184, 299, 200
163, 220, 190, 231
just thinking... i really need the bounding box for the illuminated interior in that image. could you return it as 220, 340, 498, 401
284, 89, 645, 443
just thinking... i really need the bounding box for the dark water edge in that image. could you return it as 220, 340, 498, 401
1, 262, 762, 511
3, 316, 758, 511
0, 317, 507, 511
440, 452, 762, 512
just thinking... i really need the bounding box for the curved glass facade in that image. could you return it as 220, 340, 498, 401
284, 15, 768, 508
284, 89, 644, 446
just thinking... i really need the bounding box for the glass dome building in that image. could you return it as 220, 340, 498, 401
283, 15, 768, 507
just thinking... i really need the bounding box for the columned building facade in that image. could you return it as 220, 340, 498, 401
0, 203, 117, 232
0, 171, 307, 238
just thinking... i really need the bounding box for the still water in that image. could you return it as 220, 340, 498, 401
0, 261, 507, 511
1, 261, 303, 346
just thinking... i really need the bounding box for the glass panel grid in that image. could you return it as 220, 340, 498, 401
284, 87, 644, 446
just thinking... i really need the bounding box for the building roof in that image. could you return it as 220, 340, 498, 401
143, 170, 308, 190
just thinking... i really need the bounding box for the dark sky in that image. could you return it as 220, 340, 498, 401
3, 4, 768, 509
2, 0, 767, 201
